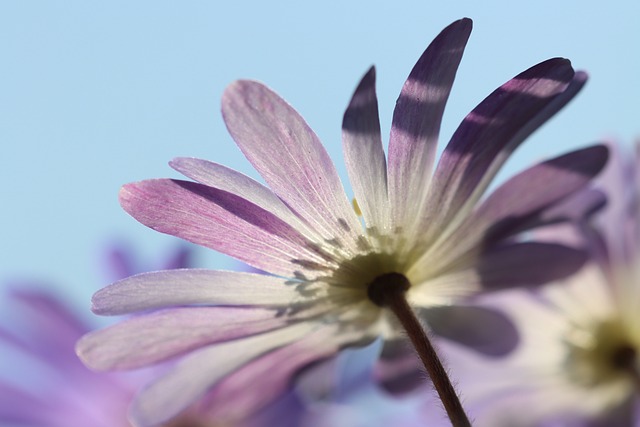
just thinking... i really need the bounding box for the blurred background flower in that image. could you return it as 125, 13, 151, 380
439, 142, 640, 426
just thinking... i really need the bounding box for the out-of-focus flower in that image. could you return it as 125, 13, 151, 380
103, 240, 196, 282
0, 244, 242, 427
451, 142, 640, 426
0, 287, 309, 427
77, 18, 608, 426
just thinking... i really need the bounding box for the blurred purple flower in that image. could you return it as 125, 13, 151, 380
77, 18, 608, 426
449, 142, 640, 426
0, 244, 234, 426
103, 240, 196, 282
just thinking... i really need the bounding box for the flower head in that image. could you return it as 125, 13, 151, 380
451, 142, 640, 426
0, 244, 205, 427
77, 18, 608, 426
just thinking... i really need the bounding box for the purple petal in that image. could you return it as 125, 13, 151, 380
374, 339, 422, 395
91, 269, 317, 315
120, 179, 332, 277
477, 241, 587, 291
470, 144, 609, 242
412, 145, 608, 277
421, 305, 519, 356
0, 383, 53, 424
200, 326, 352, 422
76, 307, 292, 370
170, 157, 322, 240
342, 66, 390, 232
388, 18, 472, 229
1, 290, 89, 374
424, 63, 585, 234
129, 322, 317, 426
161, 244, 195, 270
222, 81, 361, 252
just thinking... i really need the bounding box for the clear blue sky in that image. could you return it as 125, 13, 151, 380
1, 1, 638, 310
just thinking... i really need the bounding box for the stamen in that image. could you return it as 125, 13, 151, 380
352, 198, 362, 217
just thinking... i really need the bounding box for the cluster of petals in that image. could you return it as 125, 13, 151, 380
77, 18, 609, 426
0, 245, 220, 427
447, 142, 640, 426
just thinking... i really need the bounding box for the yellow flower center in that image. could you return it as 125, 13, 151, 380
564, 318, 639, 387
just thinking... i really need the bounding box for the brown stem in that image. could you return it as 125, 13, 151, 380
368, 273, 471, 427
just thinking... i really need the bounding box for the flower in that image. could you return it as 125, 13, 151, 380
77, 18, 608, 426
448, 142, 640, 426
0, 243, 201, 427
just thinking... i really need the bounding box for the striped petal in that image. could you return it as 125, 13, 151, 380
91, 269, 319, 315
342, 67, 390, 235
422, 64, 586, 238
129, 322, 317, 426
120, 179, 333, 278
473, 144, 609, 242
387, 18, 471, 230
170, 157, 322, 241
222, 81, 361, 254
435, 144, 609, 261
76, 307, 294, 370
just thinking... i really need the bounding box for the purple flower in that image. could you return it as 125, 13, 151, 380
0, 244, 226, 427
447, 142, 640, 426
1, 287, 307, 427
77, 18, 608, 426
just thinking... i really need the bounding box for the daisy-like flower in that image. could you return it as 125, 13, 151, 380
77, 18, 608, 426
449, 143, 640, 426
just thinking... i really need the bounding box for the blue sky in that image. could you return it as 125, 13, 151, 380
1, 1, 639, 310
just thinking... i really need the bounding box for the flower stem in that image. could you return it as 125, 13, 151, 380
368, 273, 471, 427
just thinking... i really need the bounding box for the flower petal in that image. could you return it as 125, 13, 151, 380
1, 290, 88, 374
409, 145, 608, 279
170, 157, 322, 240
444, 144, 609, 254
0, 383, 52, 424
91, 269, 320, 316
342, 67, 390, 235
476, 241, 588, 292
387, 18, 472, 230
128, 322, 317, 426
76, 307, 294, 370
409, 241, 587, 304
120, 179, 334, 277
423, 63, 585, 237
420, 305, 519, 357
222, 80, 361, 254
200, 325, 366, 422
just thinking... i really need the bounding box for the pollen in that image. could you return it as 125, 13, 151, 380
352, 198, 362, 217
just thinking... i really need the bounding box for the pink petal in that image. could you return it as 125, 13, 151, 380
222, 80, 362, 254
170, 157, 322, 241
120, 179, 334, 277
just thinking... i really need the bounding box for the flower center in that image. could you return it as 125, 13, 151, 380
565, 319, 639, 387
367, 272, 411, 306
